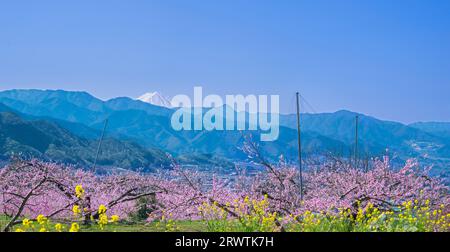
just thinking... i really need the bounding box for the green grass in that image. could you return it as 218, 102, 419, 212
0, 215, 208, 232
81, 220, 207, 232
0, 215, 12, 231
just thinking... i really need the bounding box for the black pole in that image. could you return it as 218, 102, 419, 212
93, 119, 108, 173
296, 92, 303, 202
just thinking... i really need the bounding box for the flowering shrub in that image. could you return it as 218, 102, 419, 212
283, 200, 450, 232
198, 195, 279, 232
0, 154, 448, 232
197, 196, 449, 232
301, 158, 449, 214
15, 215, 77, 233
11, 185, 120, 232
155, 212, 180, 232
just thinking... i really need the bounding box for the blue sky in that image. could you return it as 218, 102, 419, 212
0, 0, 449, 123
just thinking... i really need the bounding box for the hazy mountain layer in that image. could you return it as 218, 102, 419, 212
0, 89, 449, 173
0, 110, 171, 171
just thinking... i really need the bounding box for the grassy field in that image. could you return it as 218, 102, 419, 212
0, 215, 9, 232
0, 215, 207, 232
82, 220, 207, 232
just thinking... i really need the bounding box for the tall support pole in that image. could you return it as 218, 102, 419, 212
296, 92, 304, 202
355, 115, 359, 167
93, 119, 108, 173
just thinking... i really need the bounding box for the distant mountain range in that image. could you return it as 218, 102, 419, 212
281, 111, 449, 159
0, 105, 171, 172
0, 89, 448, 176
409, 122, 450, 139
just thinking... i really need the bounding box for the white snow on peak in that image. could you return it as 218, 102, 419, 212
137, 92, 172, 108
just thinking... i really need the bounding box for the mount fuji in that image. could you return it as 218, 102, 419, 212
137, 92, 172, 108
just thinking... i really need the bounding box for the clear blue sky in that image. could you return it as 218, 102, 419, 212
0, 0, 449, 123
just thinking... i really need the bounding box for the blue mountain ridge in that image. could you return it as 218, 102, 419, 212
0, 89, 448, 175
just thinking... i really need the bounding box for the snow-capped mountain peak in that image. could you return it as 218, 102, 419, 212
137, 92, 172, 108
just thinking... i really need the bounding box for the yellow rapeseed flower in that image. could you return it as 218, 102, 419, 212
36, 214, 47, 225
22, 218, 32, 228
69, 223, 80, 232
110, 215, 120, 223
98, 204, 107, 214
75, 185, 85, 199
55, 223, 63, 232
72, 205, 81, 216
98, 213, 108, 228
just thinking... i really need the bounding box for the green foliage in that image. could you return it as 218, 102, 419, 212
197, 198, 450, 232
129, 196, 157, 222
198, 196, 280, 232
287, 201, 450, 232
